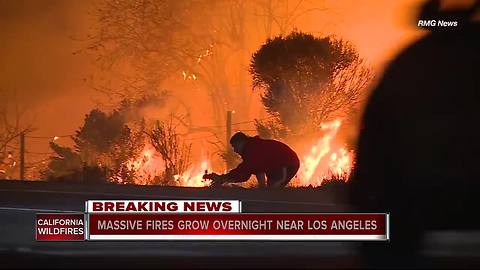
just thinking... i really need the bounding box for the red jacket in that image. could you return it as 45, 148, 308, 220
224, 136, 300, 182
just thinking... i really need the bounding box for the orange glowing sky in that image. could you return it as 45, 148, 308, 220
1, 0, 434, 163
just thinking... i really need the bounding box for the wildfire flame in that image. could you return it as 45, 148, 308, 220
125, 143, 164, 185
292, 119, 354, 187
174, 159, 212, 187
125, 142, 212, 187
120, 119, 353, 188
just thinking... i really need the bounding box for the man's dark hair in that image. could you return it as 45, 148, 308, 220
230, 132, 249, 145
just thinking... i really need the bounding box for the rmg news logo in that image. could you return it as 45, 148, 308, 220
418, 20, 458, 27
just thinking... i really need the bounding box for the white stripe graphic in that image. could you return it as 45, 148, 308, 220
0, 206, 77, 212
0, 188, 343, 207
89, 234, 387, 241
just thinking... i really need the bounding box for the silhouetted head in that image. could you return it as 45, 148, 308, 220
230, 132, 249, 154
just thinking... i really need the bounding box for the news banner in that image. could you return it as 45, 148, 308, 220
35, 200, 389, 241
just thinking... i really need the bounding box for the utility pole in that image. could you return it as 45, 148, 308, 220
226, 110, 233, 170
20, 131, 25, 180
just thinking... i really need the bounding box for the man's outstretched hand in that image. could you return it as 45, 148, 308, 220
202, 172, 225, 187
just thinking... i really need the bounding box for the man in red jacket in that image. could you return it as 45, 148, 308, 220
204, 132, 300, 188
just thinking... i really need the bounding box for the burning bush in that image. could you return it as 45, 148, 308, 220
250, 32, 369, 187
145, 117, 192, 185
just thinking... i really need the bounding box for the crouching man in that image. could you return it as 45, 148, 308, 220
204, 132, 300, 188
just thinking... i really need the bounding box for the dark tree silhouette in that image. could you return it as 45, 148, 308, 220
250, 31, 371, 136
42, 93, 195, 185
43, 104, 145, 184
41, 142, 88, 182
77, 108, 145, 184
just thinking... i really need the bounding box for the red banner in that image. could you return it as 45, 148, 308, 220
36, 213, 85, 241
87, 213, 388, 240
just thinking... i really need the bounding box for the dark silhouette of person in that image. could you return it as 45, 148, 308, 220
203, 132, 300, 188
349, 0, 480, 268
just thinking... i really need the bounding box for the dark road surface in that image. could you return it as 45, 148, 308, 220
1, 180, 479, 269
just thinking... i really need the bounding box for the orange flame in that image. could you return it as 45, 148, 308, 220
292, 119, 354, 187
174, 159, 212, 187
121, 142, 212, 187
124, 143, 165, 185
119, 119, 353, 188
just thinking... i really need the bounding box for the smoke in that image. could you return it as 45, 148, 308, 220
0, 0, 426, 179
0, 0, 97, 150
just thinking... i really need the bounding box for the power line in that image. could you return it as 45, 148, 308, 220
190, 116, 273, 129
183, 134, 221, 141
26, 134, 73, 139
231, 120, 256, 126
190, 124, 225, 129
25, 157, 51, 165
25, 151, 55, 155
236, 129, 257, 132
4, 145, 19, 150
231, 116, 275, 126
22, 116, 274, 139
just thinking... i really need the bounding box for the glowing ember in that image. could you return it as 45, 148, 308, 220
0, 153, 18, 179
196, 45, 214, 63
181, 71, 198, 81
292, 119, 354, 187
